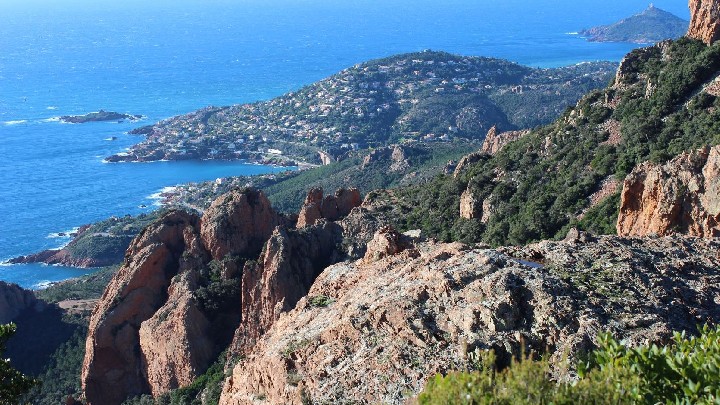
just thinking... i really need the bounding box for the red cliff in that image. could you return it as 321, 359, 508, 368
688, 0, 720, 44
617, 145, 720, 237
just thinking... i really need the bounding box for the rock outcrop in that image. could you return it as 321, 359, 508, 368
82, 210, 203, 405
617, 145, 720, 237
481, 126, 530, 155
459, 188, 481, 219
233, 222, 344, 353
362, 226, 414, 263
137, 267, 215, 397
221, 235, 720, 404
81, 186, 369, 404
200, 188, 280, 260
296, 188, 361, 228
362, 146, 410, 172
688, 0, 720, 44
453, 151, 485, 178
0, 282, 43, 324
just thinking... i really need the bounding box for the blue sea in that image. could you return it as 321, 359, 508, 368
0, 0, 690, 289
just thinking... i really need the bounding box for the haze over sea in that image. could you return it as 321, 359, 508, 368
0, 0, 689, 289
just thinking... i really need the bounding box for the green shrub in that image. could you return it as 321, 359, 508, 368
308, 295, 333, 308
419, 325, 720, 404
0, 324, 39, 404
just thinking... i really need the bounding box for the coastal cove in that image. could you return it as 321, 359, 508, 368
0, 0, 690, 289
0, 117, 289, 288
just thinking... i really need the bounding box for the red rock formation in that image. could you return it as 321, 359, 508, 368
296, 188, 362, 228
481, 125, 530, 155
362, 226, 414, 263
453, 151, 485, 178
459, 188, 481, 219
82, 186, 367, 404
617, 145, 720, 237
200, 188, 280, 260
688, 0, 720, 44
221, 235, 720, 404
82, 210, 202, 405
296, 188, 323, 228
138, 263, 215, 396
232, 222, 344, 353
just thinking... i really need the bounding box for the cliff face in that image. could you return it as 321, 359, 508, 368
81, 210, 204, 405
220, 233, 720, 404
688, 0, 720, 44
81, 187, 371, 404
617, 145, 720, 237
233, 221, 345, 353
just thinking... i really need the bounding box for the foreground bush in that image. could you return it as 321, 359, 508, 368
419, 325, 720, 404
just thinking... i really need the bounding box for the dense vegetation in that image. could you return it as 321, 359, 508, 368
0, 324, 38, 404
420, 325, 720, 404
64, 212, 163, 265
22, 326, 87, 405
264, 141, 477, 212
383, 38, 720, 246
35, 266, 117, 303
19, 268, 118, 404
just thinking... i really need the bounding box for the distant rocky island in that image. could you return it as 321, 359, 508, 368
580, 4, 688, 43
60, 110, 143, 124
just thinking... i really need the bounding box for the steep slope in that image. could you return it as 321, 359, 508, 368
107, 52, 615, 164
378, 37, 720, 246
80, 188, 367, 404
580, 5, 688, 43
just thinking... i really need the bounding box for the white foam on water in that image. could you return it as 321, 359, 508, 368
3, 120, 27, 125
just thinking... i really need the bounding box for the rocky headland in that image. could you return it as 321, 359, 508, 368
105, 53, 615, 165
580, 5, 688, 43
60, 110, 143, 124
7, 213, 160, 269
